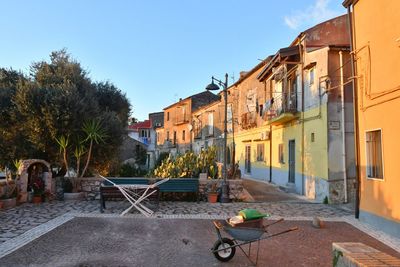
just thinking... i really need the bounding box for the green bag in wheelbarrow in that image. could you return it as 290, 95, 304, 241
239, 209, 269, 221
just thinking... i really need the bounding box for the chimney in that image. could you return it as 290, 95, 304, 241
240, 71, 248, 79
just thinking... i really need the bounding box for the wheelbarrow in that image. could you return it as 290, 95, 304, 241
211, 218, 298, 266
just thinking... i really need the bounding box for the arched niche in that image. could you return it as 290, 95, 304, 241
18, 159, 53, 202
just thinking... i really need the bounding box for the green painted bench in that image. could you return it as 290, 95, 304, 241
99, 178, 157, 212
157, 178, 200, 202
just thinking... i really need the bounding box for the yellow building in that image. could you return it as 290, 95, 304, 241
232, 15, 356, 203
343, 0, 400, 237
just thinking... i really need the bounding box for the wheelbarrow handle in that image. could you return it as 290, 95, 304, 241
263, 218, 284, 228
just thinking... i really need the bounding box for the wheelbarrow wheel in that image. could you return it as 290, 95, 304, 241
212, 238, 235, 262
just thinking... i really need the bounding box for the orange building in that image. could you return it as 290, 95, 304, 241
343, 0, 400, 237
191, 99, 224, 156
156, 91, 220, 156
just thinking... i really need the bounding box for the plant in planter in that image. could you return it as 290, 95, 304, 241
207, 181, 218, 203
55, 119, 106, 196
0, 185, 17, 208
207, 165, 219, 203
0, 166, 19, 208
32, 179, 45, 203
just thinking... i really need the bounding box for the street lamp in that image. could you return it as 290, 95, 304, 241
205, 73, 230, 203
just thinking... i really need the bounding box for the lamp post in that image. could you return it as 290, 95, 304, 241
205, 73, 230, 203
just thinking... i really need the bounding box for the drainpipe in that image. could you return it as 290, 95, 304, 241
300, 35, 306, 196
268, 80, 273, 183
347, 5, 361, 218
339, 51, 348, 203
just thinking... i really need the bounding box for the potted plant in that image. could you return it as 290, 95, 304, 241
32, 179, 44, 203
55, 119, 106, 200
0, 181, 18, 208
207, 165, 219, 203
207, 182, 218, 203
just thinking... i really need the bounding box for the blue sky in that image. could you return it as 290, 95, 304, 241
0, 0, 345, 120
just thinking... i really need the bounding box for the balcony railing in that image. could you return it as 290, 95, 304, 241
174, 116, 190, 125
266, 93, 298, 125
162, 140, 176, 148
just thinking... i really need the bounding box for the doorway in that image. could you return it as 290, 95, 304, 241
245, 145, 251, 174
288, 140, 295, 184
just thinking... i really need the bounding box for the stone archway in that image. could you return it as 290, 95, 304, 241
18, 159, 52, 203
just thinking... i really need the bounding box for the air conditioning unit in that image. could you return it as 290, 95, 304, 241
260, 131, 270, 140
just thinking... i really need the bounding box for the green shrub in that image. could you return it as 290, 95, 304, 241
152, 147, 219, 178
119, 163, 147, 177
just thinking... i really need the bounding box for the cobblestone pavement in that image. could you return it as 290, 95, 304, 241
0, 199, 350, 244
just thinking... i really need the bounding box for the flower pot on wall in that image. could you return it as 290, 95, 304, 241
208, 192, 218, 203
32, 195, 42, 204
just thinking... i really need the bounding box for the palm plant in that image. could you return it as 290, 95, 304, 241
80, 120, 107, 178
73, 144, 86, 178
55, 135, 70, 177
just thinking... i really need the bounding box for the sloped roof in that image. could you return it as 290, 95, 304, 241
191, 91, 221, 112
128, 120, 151, 131
163, 90, 220, 112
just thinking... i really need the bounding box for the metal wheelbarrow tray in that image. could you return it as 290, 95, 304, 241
211, 218, 298, 266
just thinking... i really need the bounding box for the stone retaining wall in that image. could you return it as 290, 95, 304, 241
80, 177, 103, 200
198, 178, 244, 201
79, 177, 245, 201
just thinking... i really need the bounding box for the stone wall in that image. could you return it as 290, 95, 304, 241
80, 177, 102, 200
79, 177, 245, 202
199, 178, 244, 201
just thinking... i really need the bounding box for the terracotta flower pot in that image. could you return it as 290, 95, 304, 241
208, 192, 218, 203
32, 195, 42, 204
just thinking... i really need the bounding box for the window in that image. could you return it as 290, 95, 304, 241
167, 112, 170, 121
259, 104, 263, 117
173, 131, 177, 145
256, 144, 264, 161
366, 130, 383, 179
311, 133, 315, 142
166, 131, 170, 141
140, 129, 148, 138
182, 130, 185, 141
278, 143, 284, 164
208, 113, 214, 136
309, 68, 315, 85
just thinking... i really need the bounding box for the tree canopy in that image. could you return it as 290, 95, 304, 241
0, 49, 131, 175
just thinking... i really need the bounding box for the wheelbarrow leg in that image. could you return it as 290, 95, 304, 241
235, 241, 257, 266
256, 239, 260, 266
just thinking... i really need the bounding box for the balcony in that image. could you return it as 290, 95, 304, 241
174, 116, 190, 125
267, 94, 298, 125
162, 140, 176, 148
241, 112, 257, 129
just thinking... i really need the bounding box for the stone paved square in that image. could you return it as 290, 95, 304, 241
0, 217, 399, 267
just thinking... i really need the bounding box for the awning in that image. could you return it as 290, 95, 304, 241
258, 45, 300, 81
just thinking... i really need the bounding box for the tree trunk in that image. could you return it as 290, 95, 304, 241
64, 149, 70, 178
80, 140, 93, 178
76, 157, 81, 178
